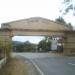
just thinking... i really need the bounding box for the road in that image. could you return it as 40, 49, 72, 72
12, 53, 75, 75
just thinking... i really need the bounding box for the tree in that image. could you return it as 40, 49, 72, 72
15, 44, 24, 52
60, 0, 75, 15
23, 41, 36, 52
56, 17, 66, 24
38, 36, 51, 52
56, 17, 73, 30
66, 23, 73, 30
15, 41, 36, 52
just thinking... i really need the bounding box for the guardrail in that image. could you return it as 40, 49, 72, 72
0, 57, 7, 69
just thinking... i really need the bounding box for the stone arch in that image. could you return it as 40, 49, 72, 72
0, 17, 75, 56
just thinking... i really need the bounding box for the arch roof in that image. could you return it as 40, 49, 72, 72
1, 17, 70, 31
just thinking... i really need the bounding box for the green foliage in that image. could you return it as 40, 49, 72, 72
60, 0, 75, 15
24, 41, 36, 52
15, 41, 36, 52
66, 23, 73, 30
38, 37, 51, 52
56, 17, 66, 24
15, 44, 24, 52
56, 17, 73, 30
14, 39, 51, 52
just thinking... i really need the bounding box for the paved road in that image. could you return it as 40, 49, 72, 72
12, 53, 75, 75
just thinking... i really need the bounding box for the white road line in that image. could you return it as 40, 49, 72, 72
30, 60, 44, 75
68, 63, 75, 66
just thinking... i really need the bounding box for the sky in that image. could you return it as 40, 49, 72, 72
0, 0, 61, 24
0, 0, 75, 43
12, 36, 44, 44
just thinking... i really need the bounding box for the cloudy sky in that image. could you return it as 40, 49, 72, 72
0, 0, 60, 24
0, 0, 75, 43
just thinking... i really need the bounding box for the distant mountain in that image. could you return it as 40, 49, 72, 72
12, 41, 23, 46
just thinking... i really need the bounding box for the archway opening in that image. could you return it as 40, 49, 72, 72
12, 36, 64, 53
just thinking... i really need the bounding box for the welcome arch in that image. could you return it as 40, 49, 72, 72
0, 17, 75, 56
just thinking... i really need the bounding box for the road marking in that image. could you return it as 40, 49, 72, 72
68, 63, 75, 66
30, 60, 44, 75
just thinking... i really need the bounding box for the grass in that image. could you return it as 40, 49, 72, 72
0, 58, 29, 75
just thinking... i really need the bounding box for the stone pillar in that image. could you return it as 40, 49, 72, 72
63, 31, 75, 56
0, 29, 12, 60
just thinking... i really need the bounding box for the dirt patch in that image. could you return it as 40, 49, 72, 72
0, 58, 32, 75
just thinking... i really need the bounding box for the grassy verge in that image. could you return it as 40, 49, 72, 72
0, 58, 29, 75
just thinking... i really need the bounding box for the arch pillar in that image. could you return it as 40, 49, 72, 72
0, 29, 12, 60
63, 31, 75, 56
